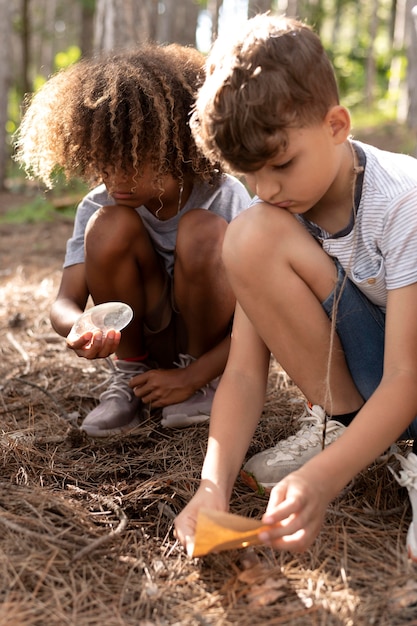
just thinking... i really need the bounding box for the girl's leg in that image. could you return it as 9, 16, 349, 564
222, 202, 364, 415
160, 209, 235, 429
174, 209, 235, 358
85, 205, 165, 359
81, 205, 165, 437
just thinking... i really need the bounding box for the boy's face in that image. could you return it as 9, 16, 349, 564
244, 118, 347, 217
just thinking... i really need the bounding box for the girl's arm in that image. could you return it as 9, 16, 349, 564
174, 303, 271, 554
260, 282, 417, 552
51, 264, 121, 359
50, 264, 89, 337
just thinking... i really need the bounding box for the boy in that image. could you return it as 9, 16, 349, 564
16, 43, 250, 437
175, 14, 417, 554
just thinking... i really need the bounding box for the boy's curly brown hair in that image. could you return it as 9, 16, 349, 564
191, 14, 340, 173
15, 42, 222, 189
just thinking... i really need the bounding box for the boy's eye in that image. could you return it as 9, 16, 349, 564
273, 159, 292, 170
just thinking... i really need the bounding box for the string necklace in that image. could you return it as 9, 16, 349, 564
155, 182, 184, 219
322, 138, 364, 448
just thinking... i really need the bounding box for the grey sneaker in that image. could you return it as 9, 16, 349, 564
81, 359, 150, 437
161, 354, 219, 428
240, 404, 345, 492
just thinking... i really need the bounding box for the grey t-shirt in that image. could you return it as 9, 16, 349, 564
64, 174, 251, 276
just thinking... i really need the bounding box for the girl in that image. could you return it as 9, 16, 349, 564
15, 42, 250, 437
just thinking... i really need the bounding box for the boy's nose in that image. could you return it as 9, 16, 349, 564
255, 175, 280, 203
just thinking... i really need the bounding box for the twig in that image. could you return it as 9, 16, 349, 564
68, 485, 128, 561
6, 332, 30, 374
0, 511, 77, 551
11, 376, 74, 423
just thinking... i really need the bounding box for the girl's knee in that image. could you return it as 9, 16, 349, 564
85, 205, 145, 260
176, 209, 227, 267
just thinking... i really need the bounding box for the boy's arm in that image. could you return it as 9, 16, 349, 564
259, 282, 417, 552
174, 303, 271, 554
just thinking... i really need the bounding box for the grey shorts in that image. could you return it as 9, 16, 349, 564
143, 277, 187, 369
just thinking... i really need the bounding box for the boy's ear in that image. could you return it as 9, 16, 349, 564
325, 105, 351, 144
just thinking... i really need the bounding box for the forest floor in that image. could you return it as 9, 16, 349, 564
1, 125, 417, 625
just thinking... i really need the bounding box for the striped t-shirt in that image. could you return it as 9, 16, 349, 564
297, 140, 417, 310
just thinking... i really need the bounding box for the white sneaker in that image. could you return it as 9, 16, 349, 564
81, 359, 150, 437
389, 451, 417, 561
240, 404, 345, 492
161, 354, 219, 428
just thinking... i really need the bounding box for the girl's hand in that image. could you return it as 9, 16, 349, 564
66, 328, 121, 359
174, 480, 229, 556
130, 366, 196, 407
258, 469, 330, 552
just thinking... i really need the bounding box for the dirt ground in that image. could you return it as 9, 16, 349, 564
1, 137, 417, 625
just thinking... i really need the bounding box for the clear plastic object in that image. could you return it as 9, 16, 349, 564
71, 302, 133, 337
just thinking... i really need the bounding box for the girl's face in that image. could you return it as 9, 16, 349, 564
102, 163, 181, 217
244, 109, 350, 221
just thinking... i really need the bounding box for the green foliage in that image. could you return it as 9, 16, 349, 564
0, 196, 56, 224
7, 44, 82, 184
0, 194, 78, 224
54, 45, 81, 71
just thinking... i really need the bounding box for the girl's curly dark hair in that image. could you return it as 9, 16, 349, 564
15, 42, 222, 188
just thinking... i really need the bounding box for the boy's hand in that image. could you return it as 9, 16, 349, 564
66, 328, 121, 359
258, 468, 330, 552
174, 480, 229, 557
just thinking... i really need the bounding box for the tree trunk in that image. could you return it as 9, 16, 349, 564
94, 0, 156, 52
94, 0, 199, 51
364, 0, 379, 107
389, 0, 408, 122
0, 0, 12, 189
157, 0, 200, 46
247, 0, 272, 17
21, 0, 30, 97
407, 0, 417, 138
207, 0, 222, 42
80, 0, 95, 58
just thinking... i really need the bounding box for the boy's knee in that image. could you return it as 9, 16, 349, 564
222, 210, 259, 275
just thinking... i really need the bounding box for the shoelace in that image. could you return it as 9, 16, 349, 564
267, 406, 342, 463
173, 353, 217, 397
389, 452, 417, 489
99, 367, 137, 403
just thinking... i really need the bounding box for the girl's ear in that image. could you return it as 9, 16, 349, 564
325, 105, 351, 144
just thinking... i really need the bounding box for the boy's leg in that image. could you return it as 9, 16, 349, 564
221, 202, 365, 486
223, 202, 364, 413
242, 263, 388, 490
80, 205, 165, 436
161, 209, 235, 427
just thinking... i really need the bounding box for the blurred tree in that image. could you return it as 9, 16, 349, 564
0, 0, 12, 189
207, 0, 222, 41
94, 0, 200, 51
407, 0, 417, 137
80, 0, 95, 57
364, 0, 379, 106
248, 0, 272, 16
